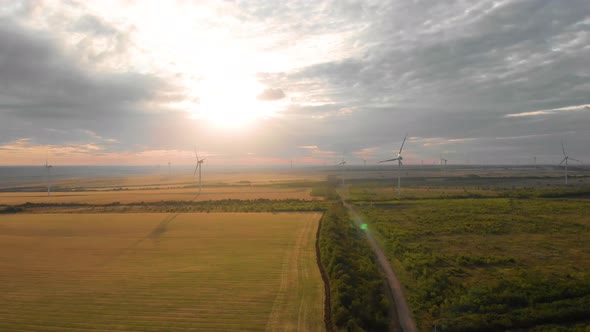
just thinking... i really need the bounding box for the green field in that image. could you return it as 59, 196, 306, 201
0, 212, 324, 331
351, 193, 590, 331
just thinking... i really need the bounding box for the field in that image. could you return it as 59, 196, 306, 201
0, 168, 325, 205
3, 165, 590, 331
0, 212, 324, 331
346, 182, 590, 331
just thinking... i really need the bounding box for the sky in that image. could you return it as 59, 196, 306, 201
0, 0, 589, 166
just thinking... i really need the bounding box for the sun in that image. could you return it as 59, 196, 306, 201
193, 73, 272, 129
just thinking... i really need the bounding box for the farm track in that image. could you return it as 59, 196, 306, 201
342, 200, 417, 332
266, 213, 323, 331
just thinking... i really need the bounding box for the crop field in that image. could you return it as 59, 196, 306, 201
0, 168, 325, 191
352, 194, 590, 331
0, 212, 324, 331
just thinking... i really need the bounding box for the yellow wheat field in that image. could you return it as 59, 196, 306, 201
0, 212, 325, 331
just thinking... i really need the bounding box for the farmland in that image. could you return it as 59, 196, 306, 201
0, 213, 324, 331
2, 165, 590, 331
345, 179, 590, 331
0, 167, 326, 205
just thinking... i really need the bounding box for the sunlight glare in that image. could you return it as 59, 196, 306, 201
195, 73, 272, 128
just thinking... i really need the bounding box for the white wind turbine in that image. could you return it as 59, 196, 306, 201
379, 134, 407, 196
193, 148, 206, 192
44, 154, 53, 196
559, 141, 582, 185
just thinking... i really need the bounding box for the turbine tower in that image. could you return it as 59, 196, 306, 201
193, 148, 206, 192
559, 141, 581, 185
337, 156, 346, 186
44, 156, 53, 196
529, 155, 537, 168
379, 133, 407, 196
440, 154, 448, 171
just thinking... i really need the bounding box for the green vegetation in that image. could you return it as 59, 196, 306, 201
314, 181, 393, 331
0, 205, 24, 214
352, 191, 590, 331
345, 181, 590, 201
14, 199, 326, 213
346, 174, 590, 192
318, 202, 391, 331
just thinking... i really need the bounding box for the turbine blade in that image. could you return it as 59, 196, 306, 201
561, 141, 566, 156
559, 157, 567, 165
399, 133, 408, 154
378, 158, 399, 163
193, 165, 198, 176
569, 157, 582, 163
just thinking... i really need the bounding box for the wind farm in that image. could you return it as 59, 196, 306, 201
2, 1, 590, 331
2, 150, 590, 332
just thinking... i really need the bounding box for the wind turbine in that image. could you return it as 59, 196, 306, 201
44, 155, 53, 196
529, 155, 537, 168
379, 133, 407, 196
336, 156, 346, 166
440, 154, 448, 170
193, 148, 206, 192
559, 141, 582, 185
336, 156, 346, 186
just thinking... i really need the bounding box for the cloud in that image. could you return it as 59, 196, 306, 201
0, 17, 188, 151
1, 1, 590, 165
352, 147, 379, 159
71, 15, 117, 35
81, 130, 119, 144
505, 104, 590, 117
256, 88, 286, 101
0, 19, 178, 116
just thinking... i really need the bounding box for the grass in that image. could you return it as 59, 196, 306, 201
354, 195, 590, 331
0, 212, 324, 331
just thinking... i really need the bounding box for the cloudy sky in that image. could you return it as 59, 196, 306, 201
0, 0, 589, 166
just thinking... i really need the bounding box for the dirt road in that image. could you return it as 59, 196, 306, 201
343, 201, 418, 332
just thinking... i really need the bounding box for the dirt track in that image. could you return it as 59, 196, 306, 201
343, 201, 417, 332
